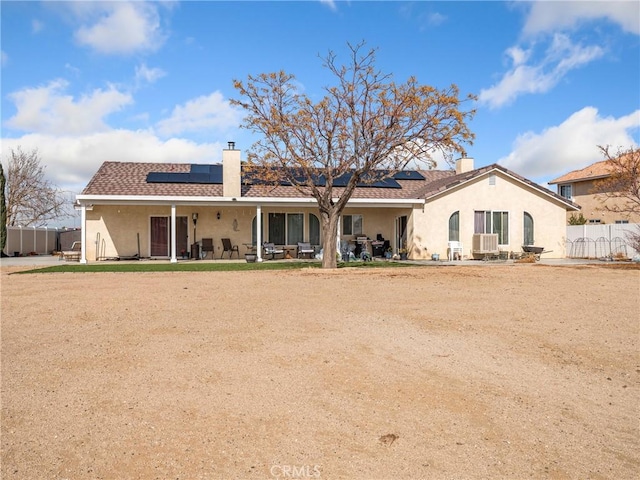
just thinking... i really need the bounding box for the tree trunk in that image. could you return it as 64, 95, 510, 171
320, 209, 339, 269
0, 164, 6, 254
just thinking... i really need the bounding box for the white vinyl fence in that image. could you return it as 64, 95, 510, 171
566, 223, 639, 259
3, 226, 74, 256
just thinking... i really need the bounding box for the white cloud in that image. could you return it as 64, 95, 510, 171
1, 132, 223, 194
72, 2, 166, 55
479, 34, 604, 109
155, 91, 243, 137
523, 1, 640, 36
5, 79, 133, 135
31, 19, 44, 33
499, 107, 640, 181
135, 63, 166, 87
320, 0, 337, 12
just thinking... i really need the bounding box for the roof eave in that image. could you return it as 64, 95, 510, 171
548, 173, 610, 185
76, 194, 424, 209
424, 167, 580, 211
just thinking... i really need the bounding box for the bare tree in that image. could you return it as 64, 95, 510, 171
0, 163, 6, 255
592, 145, 640, 218
591, 145, 640, 256
3, 147, 67, 227
233, 43, 475, 268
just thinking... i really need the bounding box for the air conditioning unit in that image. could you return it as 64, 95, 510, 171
472, 233, 499, 254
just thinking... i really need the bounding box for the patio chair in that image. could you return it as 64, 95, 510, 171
297, 242, 315, 259
263, 242, 284, 260
448, 241, 464, 261
201, 238, 214, 259
220, 238, 240, 259
61, 241, 81, 262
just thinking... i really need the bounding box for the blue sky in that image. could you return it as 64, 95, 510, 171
2, 0, 639, 215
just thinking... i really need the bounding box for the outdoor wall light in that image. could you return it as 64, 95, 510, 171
217, 211, 221, 220
192, 212, 198, 225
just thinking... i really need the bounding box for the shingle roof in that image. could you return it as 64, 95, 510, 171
82, 162, 224, 197
240, 169, 454, 199
80, 160, 577, 210
82, 161, 454, 200
548, 160, 612, 184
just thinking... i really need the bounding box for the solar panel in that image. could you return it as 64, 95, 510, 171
208, 164, 223, 184
394, 170, 424, 180
147, 164, 225, 184
190, 164, 211, 174
147, 165, 419, 188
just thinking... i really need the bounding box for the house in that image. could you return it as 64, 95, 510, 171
549, 158, 640, 224
75, 143, 579, 263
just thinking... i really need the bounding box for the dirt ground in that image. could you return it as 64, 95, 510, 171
1, 263, 638, 480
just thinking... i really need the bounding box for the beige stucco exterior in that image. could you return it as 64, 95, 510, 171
411, 170, 570, 259
84, 203, 417, 261
78, 148, 576, 263
555, 178, 640, 224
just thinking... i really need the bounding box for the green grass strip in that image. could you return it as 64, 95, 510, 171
14, 260, 415, 274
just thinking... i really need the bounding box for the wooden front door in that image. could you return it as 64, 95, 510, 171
150, 216, 188, 257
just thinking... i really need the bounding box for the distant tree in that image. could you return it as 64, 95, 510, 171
0, 163, 6, 255
591, 145, 640, 218
568, 212, 587, 225
3, 147, 67, 227
232, 42, 475, 268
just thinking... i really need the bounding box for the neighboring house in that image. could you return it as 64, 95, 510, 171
549, 160, 640, 224
75, 144, 579, 263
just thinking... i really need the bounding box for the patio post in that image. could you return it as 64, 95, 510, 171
170, 204, 177, 263
256, 205, 263, 262
80, 204, 87, 264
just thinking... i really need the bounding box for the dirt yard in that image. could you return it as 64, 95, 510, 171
1, 263, 638, 480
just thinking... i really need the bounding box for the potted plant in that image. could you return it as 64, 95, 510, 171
245, 252, 257, 263
384, 247, 393, 259
399, 247, 408, 260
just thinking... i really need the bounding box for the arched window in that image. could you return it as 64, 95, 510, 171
309, 214, 320, 245
448, 211, 460, 242
523, 212, 534, 245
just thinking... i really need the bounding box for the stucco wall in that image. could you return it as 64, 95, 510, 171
84, 204, 413, 261
86, 205, 263, 260
565, 179, 640, 224
339, 207, 408, 249
412, 172, 570, 259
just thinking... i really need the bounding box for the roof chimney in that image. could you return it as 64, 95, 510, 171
223, 143, 241, 197
455, 157, 474, 175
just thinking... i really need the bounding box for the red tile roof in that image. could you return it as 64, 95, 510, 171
548, 160, 613, 184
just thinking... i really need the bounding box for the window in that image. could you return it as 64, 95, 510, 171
287, 213, 304, 245
523, 212, 534, 245
269, 213, 285, 245
588, 219, 601, 224
615, 220, 629, 224
489, 174, 496, 186
474, 210, 509, 245
309, 214, 320, 245
342, 214, 363, 236
559, 184, 572, 199
267, 213, 305, 245
448, 211, 460, 242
